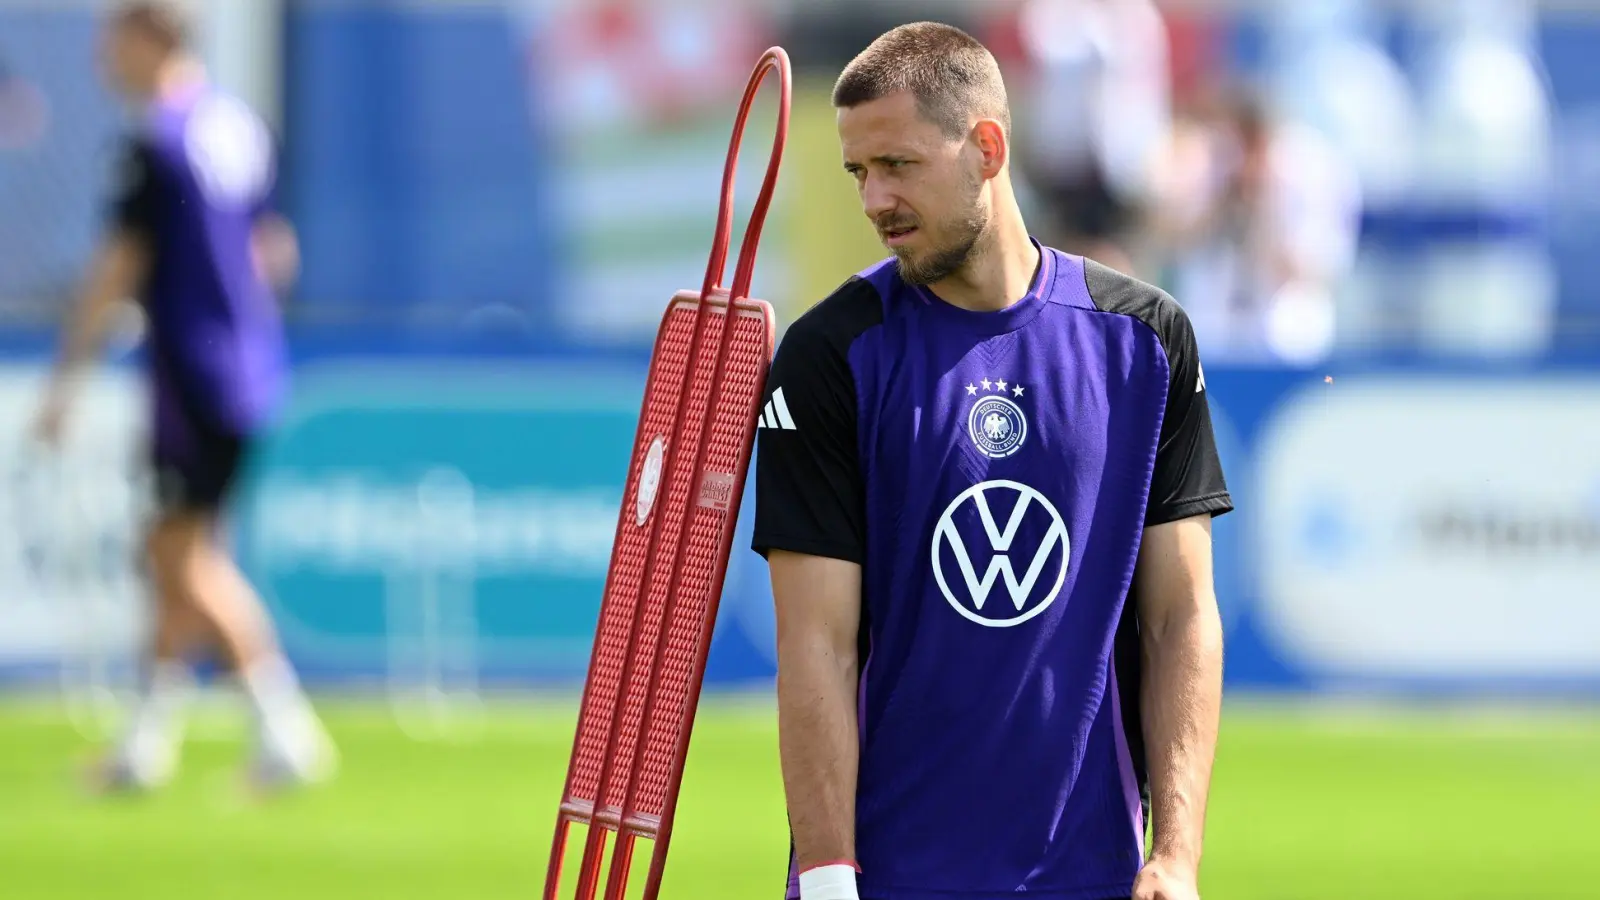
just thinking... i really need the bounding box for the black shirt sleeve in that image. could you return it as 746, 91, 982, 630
1145, 291, 1233, 526
1082, 259, 1233, 527
107, 138, 161, 239
750, 279, 878, 563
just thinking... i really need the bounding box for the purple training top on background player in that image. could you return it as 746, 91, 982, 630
110, 78, 288, 479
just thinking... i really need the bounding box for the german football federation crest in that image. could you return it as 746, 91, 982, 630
965, 377, 1028, 459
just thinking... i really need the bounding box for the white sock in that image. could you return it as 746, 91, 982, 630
240, 655, 320, 756
116, 660, 194, 771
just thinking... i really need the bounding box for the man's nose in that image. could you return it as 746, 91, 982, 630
860, 175, 898, 225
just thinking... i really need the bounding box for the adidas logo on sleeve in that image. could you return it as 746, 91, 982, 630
758, 387, 797, 431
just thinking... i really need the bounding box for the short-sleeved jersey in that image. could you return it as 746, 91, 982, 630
753, 243, 1232, 900
109, 83, 286, 441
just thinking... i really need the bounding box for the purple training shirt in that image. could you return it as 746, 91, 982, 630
109, 82, 286, 449
752, 243, 1232, 900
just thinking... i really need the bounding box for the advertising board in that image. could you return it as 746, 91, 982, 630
1, 355, 1597, 697
1254, 377, 1600, 683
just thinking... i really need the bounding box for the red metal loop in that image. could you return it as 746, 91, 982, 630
700, 46, 792, 303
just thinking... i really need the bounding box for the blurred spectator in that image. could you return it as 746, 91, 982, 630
1261, 1, 1417, 208
522, 0, 764, 137
1007, 0, 1172, 276
1151, 87, 1362, 365
1408, 0, 1556, 358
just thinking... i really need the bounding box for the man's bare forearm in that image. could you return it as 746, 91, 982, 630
251, 213, 299, 292
1140, 600, 1223, 868
48, 237, 144, 391
51, 290, 118, 386
777, 635, 860, 871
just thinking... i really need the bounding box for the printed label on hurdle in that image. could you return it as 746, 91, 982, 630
636, 436, 667, 526
697, 472, 737, 511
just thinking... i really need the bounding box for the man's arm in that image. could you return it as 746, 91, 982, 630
36, 136, 161, 443
771, 550, 862, 871
1101, 277, 1230, 899
251, 212, 299, 294
749, 284, 875, 898
34, 232, 148, 442
1134, 514, 1223, 876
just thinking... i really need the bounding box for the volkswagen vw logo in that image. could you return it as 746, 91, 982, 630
931, 479, 1070, 628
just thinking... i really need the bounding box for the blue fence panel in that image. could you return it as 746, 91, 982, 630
281, 5, 561, 327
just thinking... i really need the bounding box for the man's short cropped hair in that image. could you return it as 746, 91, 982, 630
114, 1, 191, 52
831, 21, 1011, 141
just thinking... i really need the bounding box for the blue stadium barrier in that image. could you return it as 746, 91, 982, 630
7, 346, 1595, 697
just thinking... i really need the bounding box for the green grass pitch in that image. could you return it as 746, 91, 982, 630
0, 695, 1595, 899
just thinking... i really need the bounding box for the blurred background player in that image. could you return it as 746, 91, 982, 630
29, 1, 330, 792
754, 23, 1229, 900
1008, 0, 1173, 277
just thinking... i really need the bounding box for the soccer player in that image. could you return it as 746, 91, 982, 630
751, 23, 1231, 900
31, 2, 332, 791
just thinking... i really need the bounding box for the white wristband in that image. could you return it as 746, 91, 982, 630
798, 863, 859, 900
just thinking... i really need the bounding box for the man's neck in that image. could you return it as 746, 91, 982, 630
928, 204, 1040, 313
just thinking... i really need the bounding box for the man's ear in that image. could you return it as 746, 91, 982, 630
971, 118, 1008, 180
